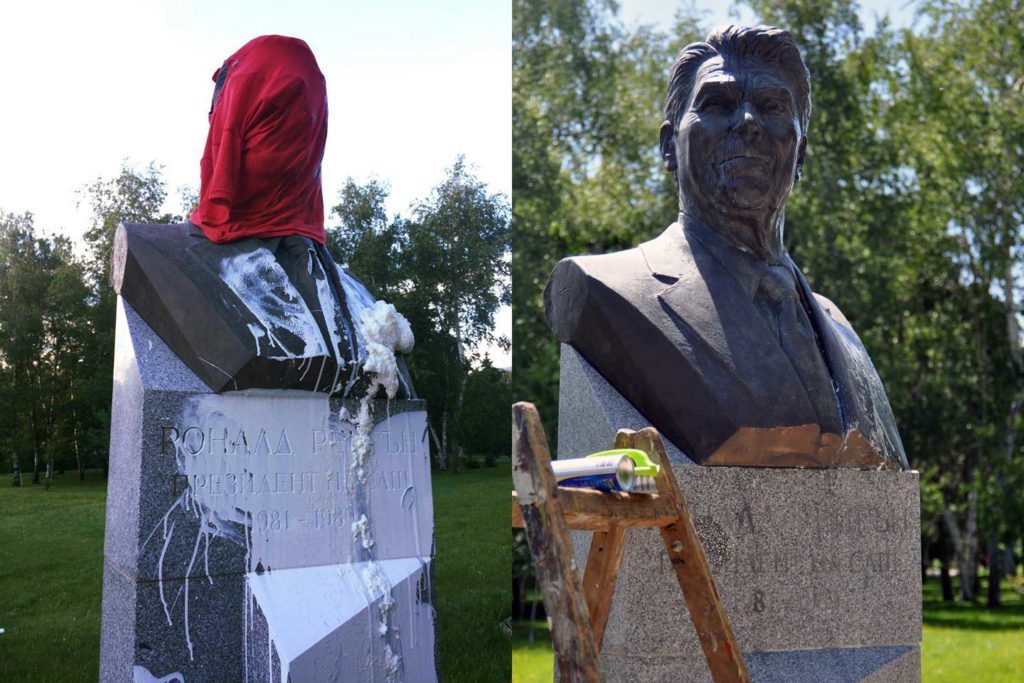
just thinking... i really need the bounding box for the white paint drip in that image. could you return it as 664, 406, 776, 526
383, 644, 400, 678
246, 323, 265, 356
309, 250, 348, 395
340, 298, 416, 682
333, 263, 376, 396
158, 517, 176, 625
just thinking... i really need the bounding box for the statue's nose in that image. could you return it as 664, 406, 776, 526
733, 101, 763, 141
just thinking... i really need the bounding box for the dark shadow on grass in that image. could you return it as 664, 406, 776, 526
923, 593, 1024, 632
924, 613, 1024, 632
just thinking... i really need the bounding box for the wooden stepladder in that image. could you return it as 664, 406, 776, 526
511, 401, 750, 683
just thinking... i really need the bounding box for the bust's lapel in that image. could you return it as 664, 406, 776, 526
642, 225, 815, 416
791, 264, 856, 426
792, 264, 909, 466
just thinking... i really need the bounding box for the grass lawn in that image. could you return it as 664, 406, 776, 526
922, 576, 1024, 681
511, 619, 553, 683
0, 471, 107, 682
0, 463, 510, 682
511, 577, 1024, 681
431, 464, 511, 682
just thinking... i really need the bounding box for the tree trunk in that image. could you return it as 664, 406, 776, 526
1004, 253, 1022, 369
71, 379, 85, 480
963, 489, 979, 601
450, 320, 468, 466
938, 525, 954, 602
427, 422, 446, 470
942, 489, 978, 601
30, 404, 41, 484
31, 433, 41, 485
441, 412, 449, 471
512, 573, 524, 620
940, 558, 953, 602
987, 539, 1002, 608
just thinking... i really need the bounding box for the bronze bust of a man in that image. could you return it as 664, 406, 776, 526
544, 25, 907, 469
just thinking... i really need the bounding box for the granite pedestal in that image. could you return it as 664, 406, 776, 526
100, 299, 436, 682
558, 344, 922, 682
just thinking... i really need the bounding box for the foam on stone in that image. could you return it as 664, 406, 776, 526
338, 297, 416, 682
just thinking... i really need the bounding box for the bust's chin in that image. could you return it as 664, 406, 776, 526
713, 167, 773, 209
721, 183, 772, 211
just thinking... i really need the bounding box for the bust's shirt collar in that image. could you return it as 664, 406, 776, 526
675, 214, 792, 302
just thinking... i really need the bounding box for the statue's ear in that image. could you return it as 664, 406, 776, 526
659, 120, 677, 172
794, 135, 807, 183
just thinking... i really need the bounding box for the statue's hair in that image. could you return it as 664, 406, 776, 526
664, 25, 811, 135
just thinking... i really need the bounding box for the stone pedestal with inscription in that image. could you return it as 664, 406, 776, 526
99, 299, 436, 682
558, 344, 922, 682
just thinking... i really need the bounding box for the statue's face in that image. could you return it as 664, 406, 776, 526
672, 55, 805, 215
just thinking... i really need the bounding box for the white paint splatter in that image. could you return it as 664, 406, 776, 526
137, 284, 424, 679
383, 644, 400, 677
333, 263, 377, 396
352, 514, 375, 550
132, 665, 184, 683
218, 249, 328, 360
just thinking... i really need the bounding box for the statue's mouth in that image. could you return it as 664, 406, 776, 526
719, 155, 768, 165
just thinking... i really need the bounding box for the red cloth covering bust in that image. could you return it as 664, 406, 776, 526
190, 35, 328, 244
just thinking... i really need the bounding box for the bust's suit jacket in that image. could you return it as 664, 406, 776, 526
544, 222, 908, 469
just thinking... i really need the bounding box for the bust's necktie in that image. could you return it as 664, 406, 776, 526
757, 264, 841, 431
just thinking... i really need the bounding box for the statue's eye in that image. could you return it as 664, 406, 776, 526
699, 95, 732, 113
759, 96, 788, 115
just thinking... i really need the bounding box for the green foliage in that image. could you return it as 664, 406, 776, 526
513, 0, 1024, 587
511, 619, 553, 683
328, 159, 510, 468
0, 212, 99, 480
458, 360, 512, 457
327, 178, 405, 299
79, 161, 179, 293
512, 0, 704, 440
